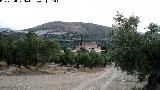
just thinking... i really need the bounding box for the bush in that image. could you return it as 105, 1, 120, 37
0, 32, 60, 66
54, 48, 109, 68
76, 50, 109, 68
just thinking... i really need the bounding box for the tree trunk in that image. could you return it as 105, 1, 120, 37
145, 71, 160, 90
144, 49, 160, 90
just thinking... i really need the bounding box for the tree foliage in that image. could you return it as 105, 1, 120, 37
110, 12, 160, 90
0, 32, 60, 66
52, 48, 110, 68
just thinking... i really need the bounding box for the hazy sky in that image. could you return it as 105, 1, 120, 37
0, 0, 160, 32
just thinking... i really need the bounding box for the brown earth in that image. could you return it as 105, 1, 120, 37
0, 64, 144, 90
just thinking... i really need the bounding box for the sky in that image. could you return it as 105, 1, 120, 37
0, 0, 160, 32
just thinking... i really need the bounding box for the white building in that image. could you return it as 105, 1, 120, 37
75, 42, 103, 53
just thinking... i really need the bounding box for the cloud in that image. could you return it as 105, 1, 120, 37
0, 0, 160, 32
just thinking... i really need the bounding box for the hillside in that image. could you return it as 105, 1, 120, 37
24, 21, 112, 36
0, 28, 12, 32
24, 21, 112, 48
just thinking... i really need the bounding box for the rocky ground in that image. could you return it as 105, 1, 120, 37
0, 64, 144, 90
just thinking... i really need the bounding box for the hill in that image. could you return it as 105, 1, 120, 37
24, 21, 112, 48
24, 21, 112, 36
0, 28, 12, 32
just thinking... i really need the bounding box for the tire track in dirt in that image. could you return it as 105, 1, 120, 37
72, 65, 117, 90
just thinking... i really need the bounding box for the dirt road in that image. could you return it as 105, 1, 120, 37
0, 66, 143, 90
72, 66, 143, 90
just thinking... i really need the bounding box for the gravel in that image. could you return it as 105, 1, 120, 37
0, 65, 144, 90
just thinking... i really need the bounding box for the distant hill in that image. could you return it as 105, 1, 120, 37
24, 21, 112, 36
0, 28, 12, 32
24, 21, 112, 48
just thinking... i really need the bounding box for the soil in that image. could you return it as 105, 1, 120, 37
0, 64, 144, 90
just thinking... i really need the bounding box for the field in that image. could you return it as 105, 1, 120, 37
0, 64, 144, 90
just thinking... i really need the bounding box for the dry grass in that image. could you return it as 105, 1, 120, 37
0, 64, 145, 90
0, 61, 7, 67
0, 64, 104, 76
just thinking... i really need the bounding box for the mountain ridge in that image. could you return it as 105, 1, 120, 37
24, 21, 112, 36
0, 28, 12, 32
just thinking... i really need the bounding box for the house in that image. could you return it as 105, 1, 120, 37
73, 42, 104, 53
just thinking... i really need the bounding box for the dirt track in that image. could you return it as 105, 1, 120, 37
0, 65, 144, 90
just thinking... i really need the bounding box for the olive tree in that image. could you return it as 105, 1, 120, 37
110, 12, 160, 90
